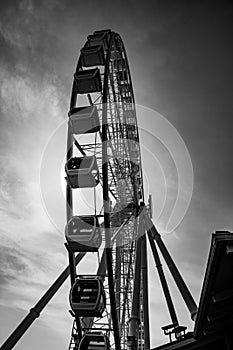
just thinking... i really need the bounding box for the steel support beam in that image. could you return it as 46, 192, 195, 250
66, 122, 73, 222
115, 243, 121, 326
141, 225, 150, 350
65, 243, 76, 286
143, 209, 198, 320
147, 232, 178, 326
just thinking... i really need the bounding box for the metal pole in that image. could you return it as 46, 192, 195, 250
143, 209, 198, 320
141, 227, 150, 350
115, 243, 121, 326
65, 247, 83, 340
0, 253, 86, 350
130, 237, 142, 317
147, 232, 178, 326
66, 122, 73, 222
128, 236, 142, 350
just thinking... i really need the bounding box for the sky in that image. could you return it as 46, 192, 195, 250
0, 0, 233, 349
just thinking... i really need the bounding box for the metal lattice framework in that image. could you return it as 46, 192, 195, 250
66, 30, 145, 350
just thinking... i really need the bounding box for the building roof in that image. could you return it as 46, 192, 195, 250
194, 231, 233, 338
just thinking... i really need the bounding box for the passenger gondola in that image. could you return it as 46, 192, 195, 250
65, 155, 99, 188
68, 105, 100, 134
70, 277, 106, 317
74, 68, 102, 94
78, 332, 110, 350
65, 215, 102, 252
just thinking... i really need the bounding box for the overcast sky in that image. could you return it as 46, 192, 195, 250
0, 1, 233, 349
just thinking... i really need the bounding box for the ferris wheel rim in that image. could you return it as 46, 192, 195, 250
65, 29, 146, 350
102, 32, 144, 211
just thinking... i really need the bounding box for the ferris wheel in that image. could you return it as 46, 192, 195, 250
0, 29, 198, 350
64, 29, 145, 350
63, 29, 197, 350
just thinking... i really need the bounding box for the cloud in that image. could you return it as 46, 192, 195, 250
0, 0, 64, 52
0, 4, 79, 337
0, 54, 71, 340
0, 246, 27, 287
0, 65, 63, 122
